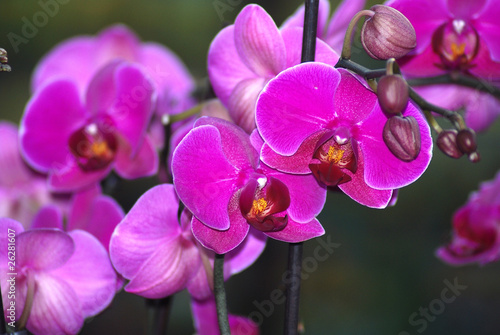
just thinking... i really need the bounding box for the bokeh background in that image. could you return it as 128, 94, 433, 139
1, 0, 500, 334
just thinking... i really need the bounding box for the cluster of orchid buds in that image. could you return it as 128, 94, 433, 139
1, 0, 500, 334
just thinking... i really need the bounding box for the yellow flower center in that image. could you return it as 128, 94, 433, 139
327, 146, 344, 164
251, 198, 268, 215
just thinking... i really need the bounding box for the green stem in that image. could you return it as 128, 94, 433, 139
340, 9, 374, 59
214, 254, 230, 335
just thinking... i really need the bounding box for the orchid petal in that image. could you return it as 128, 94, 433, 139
51, 230, 117, 316
20, 80, 87, 173
338, 152, 393, 208
191, 200, 250, 254
265, 217, 324, 243
172, 125, 240, 231
256, 62, 340, 155
17, 229, 74, 271
234, 5, 286, 77
208, 25, 257, 105
110, 184, 181, 279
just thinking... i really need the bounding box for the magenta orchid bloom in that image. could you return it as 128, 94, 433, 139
282, 0, 366, 52
32, 24, 195, 118
0, 218, 117, 335
109, 184, 266, 299
191, 296, 259, 335
256, 62, 432, 208
31, 184, 124, 252
172, 117, 326, 254
207, 4, 339, 133
436, 172, 500, 265
20, 60, 158, 192
387, 0, 500, 131
0, 122, 67, 227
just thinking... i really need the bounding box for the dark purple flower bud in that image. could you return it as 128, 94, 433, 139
456, 129, 477, 155
361, 5, 416, 60
436, 130, 463, 159
377, 75, 409, 116
383, 115, 421, 162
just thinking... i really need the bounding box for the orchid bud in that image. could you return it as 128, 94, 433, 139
436, 130, 463, 159
361, 5, 416, 60
377, 75, 409, 117
383, 115, 421, 162
456, 129, 477, 154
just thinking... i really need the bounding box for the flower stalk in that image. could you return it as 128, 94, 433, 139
214, 253, 230, 335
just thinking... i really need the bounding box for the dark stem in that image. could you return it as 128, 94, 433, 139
145, 297, 173, 335
301, 0, 319, 63
407, 73, 500, 100
282, 1, 318, 334
335, 58, 466, 129
158, 122, 172, 184
214, 253, 230, 335
0, 282, 6, 335
284, 243, 303, 335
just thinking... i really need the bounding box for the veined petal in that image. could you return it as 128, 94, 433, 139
50, 230, 117, 316
27, 273, 83, 335
110, 184, 181, 279
234, 5, 286, 77
264, 168, 326, 223
227, 77, 268, 133
172, 125, 240, 231
20, 80, 87, 173
265, 217, 324, 243
191, 200, 250, 254
86, 62, 155, 152
208, 25, 257, 106
338, 151, 393, 208
17, 229, 74, 272
256, 62, 340, 155
359, 102, 432, 189
114, 134, 159, 179
334, 69, 378, 124
195, 117, 259, 170
125, 237, 200, 298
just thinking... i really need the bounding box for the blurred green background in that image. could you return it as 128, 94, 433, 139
1, 0, 500, 334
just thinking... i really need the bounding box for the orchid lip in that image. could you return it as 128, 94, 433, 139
239, 176, 290, 232
309, 133, 358, 187
69, 121, 118, 171
432, 19, 479, 71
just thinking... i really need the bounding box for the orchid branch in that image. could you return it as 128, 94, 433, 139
214, 253, 230, 335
